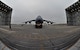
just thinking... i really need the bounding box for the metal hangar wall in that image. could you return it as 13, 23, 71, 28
0, 1, 12, 25
65, 0, 80, 26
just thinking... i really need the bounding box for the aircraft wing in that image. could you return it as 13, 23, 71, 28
43, 20, 54, 24
25, 20, 35, 24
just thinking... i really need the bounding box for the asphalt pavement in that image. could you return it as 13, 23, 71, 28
0, 24, 80, 50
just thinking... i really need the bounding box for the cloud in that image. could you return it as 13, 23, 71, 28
2, 0, 78, 24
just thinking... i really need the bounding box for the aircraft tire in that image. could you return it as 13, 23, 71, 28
35, 25, 42, 28
40, 25, 42, 28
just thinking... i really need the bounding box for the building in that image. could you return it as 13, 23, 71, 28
65, 0, 80, 26
0, 1, 12, 25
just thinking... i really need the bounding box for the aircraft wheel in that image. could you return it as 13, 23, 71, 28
40, 25, 42, 28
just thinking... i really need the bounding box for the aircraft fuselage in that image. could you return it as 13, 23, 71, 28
35, 16, 43, 28
24, 15, 54, 28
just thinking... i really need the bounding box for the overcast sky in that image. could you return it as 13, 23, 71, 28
1, 0, 78, 24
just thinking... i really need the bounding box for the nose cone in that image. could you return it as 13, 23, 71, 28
37, 15, 42, 19
36, 15, 43, 20
36, 15, 43, 23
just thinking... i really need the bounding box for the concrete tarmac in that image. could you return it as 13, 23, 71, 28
0, 24, 80, 50
0, 41, 10, 50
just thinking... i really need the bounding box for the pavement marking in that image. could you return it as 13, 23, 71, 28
0, 28, 15, 33
32, 33, 39, 34
67, 28, 80, 33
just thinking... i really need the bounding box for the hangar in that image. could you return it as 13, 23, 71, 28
0, 1, 12, 25
65, 0, 80, 25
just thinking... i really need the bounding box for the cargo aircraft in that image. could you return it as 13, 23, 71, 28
24, 15, 54, 28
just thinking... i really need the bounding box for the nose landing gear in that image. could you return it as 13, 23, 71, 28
35, 24, 42, 28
